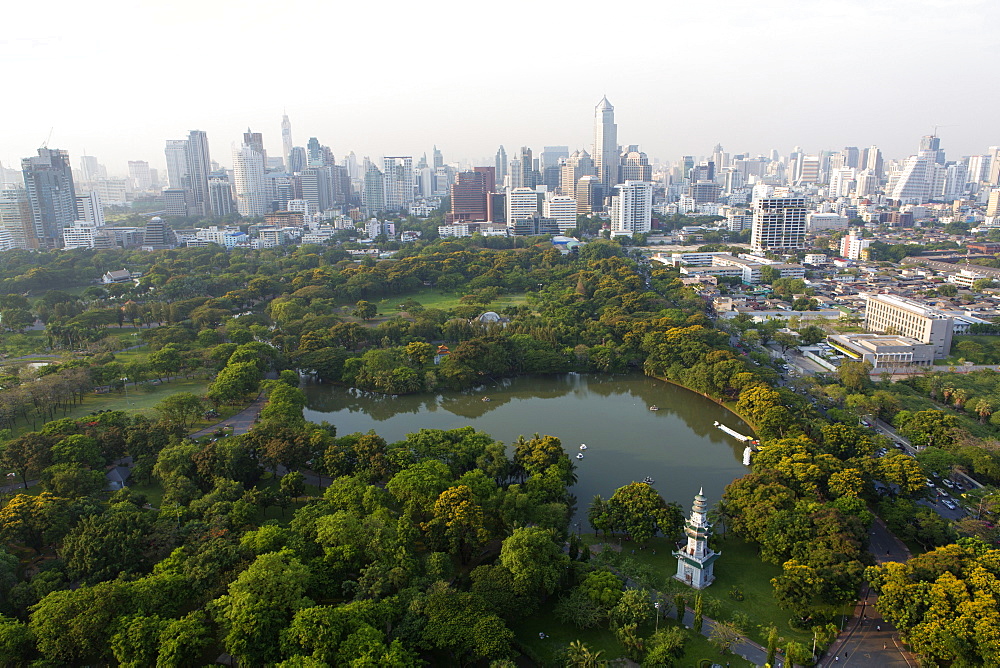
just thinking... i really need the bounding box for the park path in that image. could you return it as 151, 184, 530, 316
189, 393, 268, 439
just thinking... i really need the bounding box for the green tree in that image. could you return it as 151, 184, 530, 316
498, 526, 569, 598
0, 433, 52, 489
604, 482, 684, 544
0, 492, 71, 553
155, 392, 204, 428
352, 300, 377, 321
210, 550, 312, 666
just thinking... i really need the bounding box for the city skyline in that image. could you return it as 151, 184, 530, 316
2, 0, 997, 173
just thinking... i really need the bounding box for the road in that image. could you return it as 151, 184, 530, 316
189, 393, 268, 439
821, 519, 915, 667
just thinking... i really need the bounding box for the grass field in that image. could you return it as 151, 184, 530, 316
9, 377, 216, 437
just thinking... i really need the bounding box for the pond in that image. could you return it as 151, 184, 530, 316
302, 373, 753, 515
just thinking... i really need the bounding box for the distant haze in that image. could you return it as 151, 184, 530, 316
2, 0, 997, 175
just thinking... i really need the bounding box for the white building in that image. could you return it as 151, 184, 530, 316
383, 156, 414, 211
438, 224, 471, 238
828, 167, 856, 197
196, 226, 246, 248
864, 294, 954, 357
61, 221, 98, 249
233, 144, 268, 217
75, 191, 105, 227
543, 193, 578, 232
751, 196, 806, 252
506, 187, 539, 222
93, 178, 129, 206
610, 181, 652, 235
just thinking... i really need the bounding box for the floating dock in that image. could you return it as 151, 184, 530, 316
714, 421, 754, 443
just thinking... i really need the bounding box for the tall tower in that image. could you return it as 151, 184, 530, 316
495, 146, 508, 187
233, 143, 267, 217
594, 96, 618, 194
673, 488, 719, 589
750, 196, 807, 252
281, 113, 293, 170
243, 128, 266, 165
21, 148, 77, 248
610, 181, 652, 234
185, 130, 212, 217
164, 140, 188, 189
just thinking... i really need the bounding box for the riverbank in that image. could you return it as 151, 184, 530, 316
647, 373, 759, 439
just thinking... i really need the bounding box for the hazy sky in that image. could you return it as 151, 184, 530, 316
2, 0, 997, 176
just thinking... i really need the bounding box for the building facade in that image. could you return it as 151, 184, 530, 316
750, 196, 806, 252
864, 294, 954, 357
610, 181, 652, 235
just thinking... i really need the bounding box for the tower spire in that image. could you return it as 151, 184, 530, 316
673, 488, 720, 589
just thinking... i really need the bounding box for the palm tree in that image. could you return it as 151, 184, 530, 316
566, 640, 605, 667
952, 388, 968, 410
975, 399, 993, 424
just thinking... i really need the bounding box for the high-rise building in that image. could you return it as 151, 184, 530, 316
920, 135, 946, 164
243, 129, 265, 163
0, 184, 37, 249
21, 148, 77, 248
307, 138, 323, 166
208, 175, 234, 217
561, 150, 595, 196
842, 146, 860, 169
840, 233, 871, 260
864, 145, 884, 178
987, 147, 1000, 186
620, 149, 652, 182
383, 156, 414, 211
543, 193, 578, 232
288, 147, 306, 174
505, 187, 539, 222
986, 190, 1000, 218
299, 166, 332, 214
76, 191, 104, 226
164, 140, 188, 190
141, 216, 174, 249
828, 167, 856, 197
541, 146, 569, 168
281, 114, 293, 170
750, 196, 806, 252
432, 146, 444, 170
233, 144, 268, 217
362, 162, 385, 215
495, 146, 508, 187
890, 151, 938, 204
128, 161, 153, 190
864, 294, 953, 357
185, 130, 212, 217
794, 155, 821, 184
594, 96, 618, 193
447, 170, 491, 223
575, 175, 603, 214
519, 147, 537, 189
610, 181, 652, 235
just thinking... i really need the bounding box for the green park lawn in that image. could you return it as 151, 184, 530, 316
376, 291, 529, 314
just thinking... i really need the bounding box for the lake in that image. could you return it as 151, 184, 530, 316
302, 373, 753, 516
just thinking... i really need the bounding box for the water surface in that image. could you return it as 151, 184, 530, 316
303, 374, 752, 516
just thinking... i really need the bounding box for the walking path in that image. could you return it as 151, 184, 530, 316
189, 393, 268, 439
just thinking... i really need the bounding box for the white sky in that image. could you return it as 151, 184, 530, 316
2, 0, 997, 176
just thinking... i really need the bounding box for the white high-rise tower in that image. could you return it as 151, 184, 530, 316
594, 96, 618, 194
673, 488, 719, 589
281, 113, 293, 171
233, 144, 267, 217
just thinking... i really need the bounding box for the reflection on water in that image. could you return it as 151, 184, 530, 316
302, 373, 753, 511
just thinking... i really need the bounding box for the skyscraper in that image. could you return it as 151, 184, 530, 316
128, 161, 153, 190
362, 161, 385, 215
76, 191, 104, 226
447, 170, 491, 223
541, 146, 569, 168
610, 181, 652, 235
560, 150, 595, 196
382, 156, 414, 211
21, 148, 77, 248
208, 175, 234, 217
281, 114, 293, 170
594, 96, 618, 193
0, 184, 37, 249
495, 146, 508, 188
519, 147, 536, 189
233, 143, 268, 217
750, 197, 807, 252
243, 129, 265, 163
185, 131, 212, 217
620, 149, 651, 182
432, 146, 444, 170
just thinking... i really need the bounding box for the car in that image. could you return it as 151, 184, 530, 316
943, 500, 958, 510
926, 480, 936, 488
943, 479, 956, 489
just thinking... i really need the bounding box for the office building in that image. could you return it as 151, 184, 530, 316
128, 161, 153, 190
243, 129, 266, 164
750, 197, 806, 252
864, 294, 954, 357
77, 155, 106, 185
986, 190, 1000, 218
62, 222, 98, 249
362, 163, 385, 215
164, 140, 188, 189
806, 213, 848, 232
506, 187, 539, 222
233, 143, 268, 217
495, 146, 507, 188
281, 114, 293, 169
560, 150, 594, 196
93, 178, 128, 206
448, 170, 491, 223
594, 96, 618, 192
620, 149, 652, 183
0, 184, 37, 249
890, 151, 937, 204
21, 148, 77, 248
543, 193, 578, 232
163, 189, 191, 217
610, 181, 653, 235
141, 216, 174, 249
76, 191, 104, 226
186, 130, 212, 217
575, 175, 603, 214
828, 167, 856, 197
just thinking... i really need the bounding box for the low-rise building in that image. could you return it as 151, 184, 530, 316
828, 333, 936, 369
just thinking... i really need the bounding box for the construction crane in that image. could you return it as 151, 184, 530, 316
40, 127, 53, 149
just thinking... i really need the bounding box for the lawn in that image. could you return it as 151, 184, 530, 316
583, 533, 814, 646
9, 377, 215, 436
